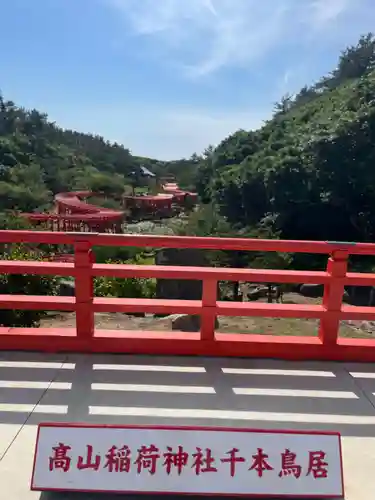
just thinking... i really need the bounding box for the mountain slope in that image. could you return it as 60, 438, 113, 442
196, 34, 375, 244
0, 97, 199, 214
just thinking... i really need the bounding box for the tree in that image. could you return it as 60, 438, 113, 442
193, 33, 375, 268
0, 245, 59, 327
273, 94, 294, 115
331, 33, 375, 84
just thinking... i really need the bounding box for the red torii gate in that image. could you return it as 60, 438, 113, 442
23, 191, 124, 233
23, 184, 198, 232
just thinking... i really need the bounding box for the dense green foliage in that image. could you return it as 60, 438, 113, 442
0, 245, 59, 326
195, 34, 375, 249
94, 253, 156, 300
3, 33, 375, 242
0, 100, 132, 212
2, 33, 375, 327
0, 96, 199, 214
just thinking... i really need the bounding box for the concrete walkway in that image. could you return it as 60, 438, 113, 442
0, 352, 375, 499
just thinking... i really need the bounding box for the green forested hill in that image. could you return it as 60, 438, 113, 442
195, 34, 375, 244
3, 32, 375, 248
0, 101, 135, 212
0, 97, 199, 215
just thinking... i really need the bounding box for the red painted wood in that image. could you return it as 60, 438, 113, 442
2, 326, 375, 362
201, 279, 217, 341
0, 295, 75, 310
0, 230, 360, 253
93, 264, 330, 283
318, 251, 348, 345
345, 272, 375, 286
0, 260, 75, 275
216, 302, 324, 318
341, 305, 375, 320
74, 241, 94, 340
93, 298, 202, 315
1, 230, 375, 360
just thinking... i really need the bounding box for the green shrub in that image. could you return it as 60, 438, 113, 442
0, 245, 60, 327
94, 253, 156, 300
94, 275, 156, 299
93, 245, 140, 263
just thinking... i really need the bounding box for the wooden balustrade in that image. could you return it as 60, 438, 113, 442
0, 231, 375, 361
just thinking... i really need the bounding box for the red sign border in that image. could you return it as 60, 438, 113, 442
30, 423, 345, 499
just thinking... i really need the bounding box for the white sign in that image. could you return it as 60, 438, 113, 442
31, 424, 344, 498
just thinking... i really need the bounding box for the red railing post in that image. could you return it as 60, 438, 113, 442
318, 250, 349, 345
74, 241, 94, 340
200, 279, 217, 341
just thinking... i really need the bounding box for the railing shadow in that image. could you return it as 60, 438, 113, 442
0, 351, 375, 436
0, 351, 370, 500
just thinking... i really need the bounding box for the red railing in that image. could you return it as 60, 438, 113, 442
1, 230, 375, 361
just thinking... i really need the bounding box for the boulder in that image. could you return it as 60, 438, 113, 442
247, 289, 262, 301
155, 248, 210, 317
156, 248, 208, 301
171, 314, 219, 332
346, 286, 375, 306
300, 283, 350, 301
299, 284, 324, 298
58, 280, 75, 297
247, 285, 268, 301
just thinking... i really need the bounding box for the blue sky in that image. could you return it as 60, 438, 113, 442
1, 0, 375, 160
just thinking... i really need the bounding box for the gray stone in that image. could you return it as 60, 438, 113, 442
247, 285, 269, 301
300, 284, 324, 298
155, 248, 208, 302
170, 314, 219, 332
347, 285, 375, 306
247, 288, 262, 301
58, 280, 75, 297
300, 283, 350, 302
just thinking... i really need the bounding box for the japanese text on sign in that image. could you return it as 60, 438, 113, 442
49, 442, 329, 479
31, 424, 344, 498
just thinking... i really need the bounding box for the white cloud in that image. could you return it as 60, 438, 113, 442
36, 0, 374, 161
309, 0, 350, 27
107, 0, 354, 77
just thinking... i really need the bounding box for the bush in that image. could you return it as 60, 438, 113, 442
94, 275, 156, 299
0, 245, 60, 327
94, 254, 156, 300
93, 245, 139, 263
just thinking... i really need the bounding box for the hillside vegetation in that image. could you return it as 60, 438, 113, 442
2, 34, 375, 329
195, 34, 375, 250
2, 34, 375, 250
0, 97, 198, 217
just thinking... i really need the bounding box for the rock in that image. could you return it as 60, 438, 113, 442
58, 280, 75, 297
291, 283, 302, 293
247, 289, 262, 301
300, 283, 350, 301
171, 314, 200, 332
247, 285, 268, 301
155, 248, 208, 301
346, 286, 375, 306
300, 284, 324, 298
171, 314, 219, 332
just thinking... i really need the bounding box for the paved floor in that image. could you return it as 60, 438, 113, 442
0, 352, 375, 499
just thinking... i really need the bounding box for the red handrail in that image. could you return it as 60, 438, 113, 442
0, 231, 375, 361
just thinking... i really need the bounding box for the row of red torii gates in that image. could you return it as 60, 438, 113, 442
21, 182, 198, 233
